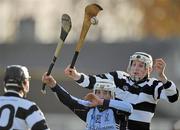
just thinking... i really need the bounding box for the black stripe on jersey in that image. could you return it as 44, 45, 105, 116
163, 80, 172, 89
150, 80, 160, 98
27, 105, 39, 117
141, 84, 155, 95
96, 74, 108, 79
128, 120, 150, 130
31, 120, 48, 130
109, 71, 131, 88
127, 80, 157, 99
16, 107, 26, 120
109, 71, 126, 89
168, 89, 179, 103
109, 72, 122, 86
157, 86, 163, 99
125, 83, 140, 95
76, 74, 84, 83
87, 75, 96, 89
16, 105, 39, 120
121, 83, 153, 96
132, 102, 156, 113
116, 79, 126, 89
109, 71, 117, 77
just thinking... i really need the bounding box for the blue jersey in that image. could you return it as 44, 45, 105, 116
51, 84, 133, 130
86, 108, 116, 130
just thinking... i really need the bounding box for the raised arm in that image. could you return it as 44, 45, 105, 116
153, 58, 179, 102
64, 65, 128, 90
154, 58, 168, 83
42, 73, 89, 121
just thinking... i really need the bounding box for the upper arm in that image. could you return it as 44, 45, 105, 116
76, 71, 126, 89
51, 85, 89, 121
25, 104, 49, 130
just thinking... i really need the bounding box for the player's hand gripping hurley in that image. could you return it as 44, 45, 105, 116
70, 4, 103, 68
41, 14, 72, 94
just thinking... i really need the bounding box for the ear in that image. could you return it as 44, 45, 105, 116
22, 80, 29, 92
149, 67, 153, 73
147, 67, 153, 77
23, 80, 27, 85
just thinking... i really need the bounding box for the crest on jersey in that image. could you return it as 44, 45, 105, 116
123, 85, 129, 91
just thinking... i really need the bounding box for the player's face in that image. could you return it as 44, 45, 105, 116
95, 90, 112, 99
129, 60, 149, 80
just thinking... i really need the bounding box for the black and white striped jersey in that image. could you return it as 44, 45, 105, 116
0, 92, 50, 130
76, 71, 179, 130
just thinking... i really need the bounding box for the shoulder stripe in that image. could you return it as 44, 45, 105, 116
16, 105, 38, 120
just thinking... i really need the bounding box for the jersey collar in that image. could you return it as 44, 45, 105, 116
4, 91, 22, 98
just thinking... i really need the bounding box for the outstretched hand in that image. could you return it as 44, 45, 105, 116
84, 93, 104, 107
64, 65, 81, 80
153, 58, 167, 83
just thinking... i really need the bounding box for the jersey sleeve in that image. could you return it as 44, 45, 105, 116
76, 71, 126, 90
25, 104, 50, 130
51, 84, 90, 121
103, 99, 133, 115
154, 80, 179, 102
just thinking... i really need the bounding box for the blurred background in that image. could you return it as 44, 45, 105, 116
0, 0, 180, 129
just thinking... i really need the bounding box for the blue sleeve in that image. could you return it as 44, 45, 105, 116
102, 99, 133, 115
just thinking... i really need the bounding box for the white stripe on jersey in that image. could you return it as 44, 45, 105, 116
26, 109, 46, 128
159, 81, 177, 97
79, 73, 90, 87
14, 118, 28, 130
129, 109, 154, 123
116, 90, 157, 104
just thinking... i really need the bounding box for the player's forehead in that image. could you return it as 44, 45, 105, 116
95, 89, 110, 92
132, 60, 145, 65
